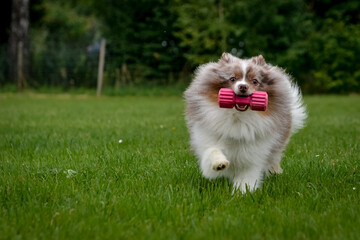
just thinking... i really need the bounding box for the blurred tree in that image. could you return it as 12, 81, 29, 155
228, 0, 310, 62
173, 0, 235, 65
173, 0, 360, 93
0, 1, 12, 45
9, 0, 30, 90
92, 0, 185, 85
0, 1, 11, 84
289, 0, 360, 93
173, 0, 310, 66
2, 0, 360, 93
30, 0, 100, 88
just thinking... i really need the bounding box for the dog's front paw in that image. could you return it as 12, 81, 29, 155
232, 181, 256, 194
210, 149, 230, 171
232, 168, 263, 194
214, 162, 229, 171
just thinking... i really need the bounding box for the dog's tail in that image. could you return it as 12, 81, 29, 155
290, 82, 307, 134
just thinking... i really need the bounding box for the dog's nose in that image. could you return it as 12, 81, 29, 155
238, 84, 249, 93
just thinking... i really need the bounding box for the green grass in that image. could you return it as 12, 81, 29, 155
0, 84, 188, 97
0, 93, 359, 239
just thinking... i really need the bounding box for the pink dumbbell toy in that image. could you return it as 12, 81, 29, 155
218, 88, 268, 111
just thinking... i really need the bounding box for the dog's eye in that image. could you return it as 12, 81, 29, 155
230, 77, 236, 82
252, 79, 259, 85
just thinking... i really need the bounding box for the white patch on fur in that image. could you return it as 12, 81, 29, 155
234, 61, 249, 96
189, 101, 280, 192
241, 61, 248, 83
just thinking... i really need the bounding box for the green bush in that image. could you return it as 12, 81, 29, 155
304, 20, 360, 93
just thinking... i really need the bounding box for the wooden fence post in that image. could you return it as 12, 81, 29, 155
115, 68, 120, 90
17, 41, 24, 92
97, 39, 106, 96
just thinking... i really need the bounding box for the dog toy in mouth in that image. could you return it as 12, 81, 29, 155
218, 88, 268, 111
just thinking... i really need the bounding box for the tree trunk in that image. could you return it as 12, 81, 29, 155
9, 0, 29, 91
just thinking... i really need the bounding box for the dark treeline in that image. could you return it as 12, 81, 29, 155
1, 0, 359, 93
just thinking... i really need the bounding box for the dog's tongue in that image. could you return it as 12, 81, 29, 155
235, 104, 249, 112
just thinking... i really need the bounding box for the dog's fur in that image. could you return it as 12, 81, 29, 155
184, 53, 306, 193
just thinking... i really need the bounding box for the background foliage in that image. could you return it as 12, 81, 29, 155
1, 0, 359, 93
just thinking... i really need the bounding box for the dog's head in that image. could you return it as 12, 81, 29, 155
192, 53, 280, 106
186, 52, 295, 122
217, 53, 271, 96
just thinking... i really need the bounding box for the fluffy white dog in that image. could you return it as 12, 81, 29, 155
184, 53, 306, 193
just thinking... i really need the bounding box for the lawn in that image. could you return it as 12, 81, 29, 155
0, 93, 359, 239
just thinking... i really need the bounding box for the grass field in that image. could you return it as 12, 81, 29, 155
0, 93, 359, 239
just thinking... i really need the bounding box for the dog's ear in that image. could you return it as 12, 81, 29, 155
219, 52, 233, 63
251, 55, 266, 65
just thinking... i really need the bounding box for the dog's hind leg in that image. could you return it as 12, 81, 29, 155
267, 127, 292, 174
267, 147, 285, 174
